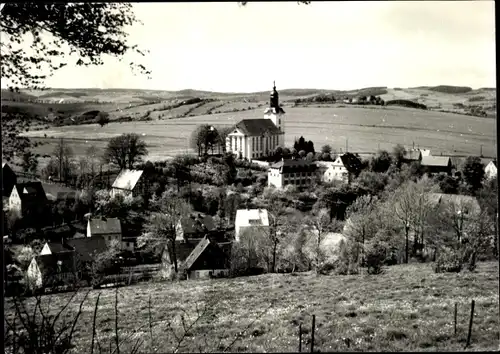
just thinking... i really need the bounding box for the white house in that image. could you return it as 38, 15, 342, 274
110, 169, 145, 198
268, 158, 319, 189
85, 217, 134, 251
8, 182, 48, 217
226, 82, 285, 160
235, 209, 270, 242
315, 153, 363, 184
485, 160, 497, 180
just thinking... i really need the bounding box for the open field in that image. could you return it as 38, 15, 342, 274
22, 105, 497, 163
5, 262, 499, 353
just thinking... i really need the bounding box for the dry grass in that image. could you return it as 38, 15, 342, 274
22, 104, 497, 164
5, 262, 498, 353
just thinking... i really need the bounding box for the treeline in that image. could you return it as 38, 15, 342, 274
385, 99, 427, 110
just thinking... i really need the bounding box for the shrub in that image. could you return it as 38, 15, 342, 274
364, 241, 387, 275
432, 248, 463, 273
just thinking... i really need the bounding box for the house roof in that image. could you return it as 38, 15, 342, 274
235, 209, 270, 227
65, 235, 108, 263
339, 153, 363, 172
235, 119, 281, 136
403, 150, 422, 161
428, 193, 481, 213
35, 252, 76, 278
487, 160, 497, 168
15, 182, 47, 202
88, 218, 122, 235
182, 237, 211, 271
180, 214, 217, 235
112, 169, 144, 191
44, 242, 74, 254
421, 156, 451, 167
270, 158, 316, 173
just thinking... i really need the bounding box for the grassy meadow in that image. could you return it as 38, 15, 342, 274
5, 262, 499, 353
22, 104, 497, 164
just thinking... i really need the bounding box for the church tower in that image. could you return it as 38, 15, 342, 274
264, 81, 285, 133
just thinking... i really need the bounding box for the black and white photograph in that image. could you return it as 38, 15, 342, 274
2, 1, 498, 353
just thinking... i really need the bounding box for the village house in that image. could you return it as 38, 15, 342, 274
315, 153, 363, 184
175, 213, 219, 242
485, 159, 497, 180
8, 182, 48, 218
235, 208, 270, 242
26, 252, 78, 290
40, 241, 74, 255
268, 158, 319, 189
402, 149, 422, 163
180, 236, 230, 280
86, 217, 133, 251
110, 169, 145, 198
428, 193, 481, 216
226, 82, 285, 160
421, 156, 452, 175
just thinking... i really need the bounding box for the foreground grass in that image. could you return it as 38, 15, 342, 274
5, 262, 499, 353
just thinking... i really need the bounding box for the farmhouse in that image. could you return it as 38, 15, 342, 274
268, 158, 318, 189
421, 156, 452, 175
65, 235, 109, 263
226, 82, 285, 160
40, 242, 74, 255
181, 236, 230, 280
26, 252, 78, 290
315, 153, 363, 184
110, 169, 145, 198
235, 208, 270, 242
86, 217, 128, 249
485, 159, 497, 180
2, 162, 17, 198
402, 150, 422, 163
8, 182, 48, 218
176, 213, 219, 242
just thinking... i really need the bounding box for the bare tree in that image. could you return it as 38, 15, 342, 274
137, 190, 192, 273
52, 138, 73, 182
344, 195, 380, 266
306, 206, 336, 270
104, 133, 148, 170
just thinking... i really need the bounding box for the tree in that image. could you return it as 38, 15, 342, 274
21, 150, 38, 174
96, 112, 110, 127
190, 125, 219, 157
462, 156, 485, 192
370, 150, 393, 173
344, 195, 380, 266
321, 144, 332, 154
306, 206, 335, 271
392, 144, 406, 169
215, 126, 233, 154
1, 3, 150, 90
137, 190, 193, 273
52, 138, 73, 181
104, 133, 148, 170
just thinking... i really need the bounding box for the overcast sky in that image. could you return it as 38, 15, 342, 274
14, 1, 500, 92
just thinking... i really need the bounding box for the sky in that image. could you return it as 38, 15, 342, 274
4, 1, 497, 92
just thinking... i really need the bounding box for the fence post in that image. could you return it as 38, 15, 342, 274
299, 323, 302, 353
464, 299, 475, 349
310, 315, 315, 353
454, 302, 458, 335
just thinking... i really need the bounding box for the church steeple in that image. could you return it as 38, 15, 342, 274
270, 80, 279, 109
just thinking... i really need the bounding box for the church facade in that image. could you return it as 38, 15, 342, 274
226, 82, 286, 160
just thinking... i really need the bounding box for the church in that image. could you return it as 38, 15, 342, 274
226, 82, 286, 160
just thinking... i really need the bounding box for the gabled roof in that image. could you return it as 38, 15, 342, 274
88, 218, 122, 235
112, 169, 144, 191
44, 242, 74, 254
487, 159, 497, 168
427, 193, 481, 213
35, 252, 76, 278
65, 235, 108, 263
421, 156, 451, 167
235, 209, 270, 227
182, 237, 211, 271
14, 182, 47, 202
235, 119, 281, 136
180, 214, 217, 235
270, 158, 317, 173
403, 150, 422, 161
339, 153, 363, 172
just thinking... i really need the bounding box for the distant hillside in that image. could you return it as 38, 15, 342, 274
411, 85, 473, 94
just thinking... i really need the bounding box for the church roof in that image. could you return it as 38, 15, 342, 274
235, 119, 281, 136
